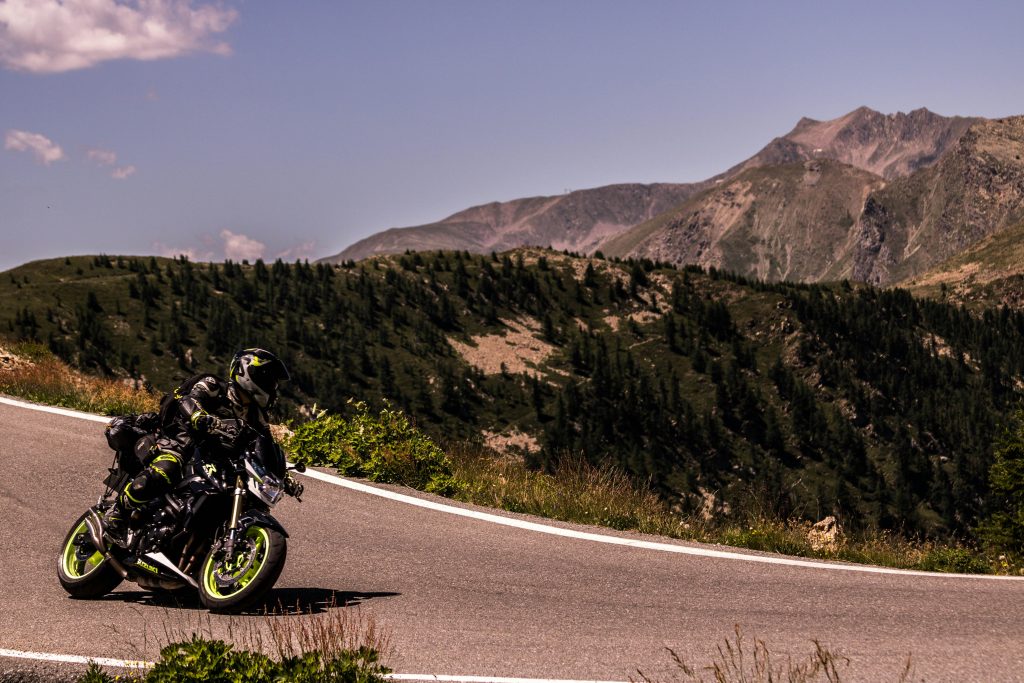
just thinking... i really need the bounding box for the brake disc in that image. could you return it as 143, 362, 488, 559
213, 539, 257, 588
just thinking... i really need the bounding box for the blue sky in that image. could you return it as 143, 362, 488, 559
2, 0, 1024, 270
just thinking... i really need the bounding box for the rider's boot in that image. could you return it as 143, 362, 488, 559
103, 506, 132, 548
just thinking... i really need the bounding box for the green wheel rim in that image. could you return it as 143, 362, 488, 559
62, 520, 105, 579
202, 526, 271, 600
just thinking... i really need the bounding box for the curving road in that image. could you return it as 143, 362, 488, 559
1, 398, 1024, 682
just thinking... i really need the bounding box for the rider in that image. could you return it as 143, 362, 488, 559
105, 347, 291, 546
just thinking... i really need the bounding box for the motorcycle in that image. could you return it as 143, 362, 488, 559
57, 419, 304, 612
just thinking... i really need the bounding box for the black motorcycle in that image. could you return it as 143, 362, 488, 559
57, 418, 304, 612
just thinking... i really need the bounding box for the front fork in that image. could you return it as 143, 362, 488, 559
223, 475, 245, 557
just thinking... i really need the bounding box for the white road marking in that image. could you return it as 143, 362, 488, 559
0, 396, 111, 423
0, 648, 151, 669
0, 648, 629, 683
3, 393, 1023, 581
295, 466, 1024, 580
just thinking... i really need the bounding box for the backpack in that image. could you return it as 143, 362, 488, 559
104, 412, 160, 476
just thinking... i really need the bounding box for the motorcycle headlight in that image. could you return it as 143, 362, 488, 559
256, 477, 284, 505
246, 460, 285, 505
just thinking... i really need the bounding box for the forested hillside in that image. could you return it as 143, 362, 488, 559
4, 251, 1023, 541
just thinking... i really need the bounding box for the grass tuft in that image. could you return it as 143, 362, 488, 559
633, 625, 917, 683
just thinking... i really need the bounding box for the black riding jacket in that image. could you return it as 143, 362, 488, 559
160, 374, 270, 452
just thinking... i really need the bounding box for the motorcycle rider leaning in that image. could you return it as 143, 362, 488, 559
105, 347, 291, 547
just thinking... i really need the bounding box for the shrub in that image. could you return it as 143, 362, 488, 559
979, 409, 1024, 555
79, 633, 389, 683
288, 401, 461, 495
917, 546, 993, 574
78, 663, 115, 683
147, 636, 271, 683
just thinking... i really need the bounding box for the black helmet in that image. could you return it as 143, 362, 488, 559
229, 348, 290, 409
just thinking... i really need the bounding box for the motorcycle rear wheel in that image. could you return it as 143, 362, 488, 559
198, 525, 286, 613
57, 512, 123, 598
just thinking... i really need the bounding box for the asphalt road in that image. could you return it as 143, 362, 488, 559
1, 399, 1024, 682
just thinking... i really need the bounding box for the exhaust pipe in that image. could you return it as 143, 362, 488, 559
85, 510, 130, 579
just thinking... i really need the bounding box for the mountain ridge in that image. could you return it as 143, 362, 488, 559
323, 107, 983, 268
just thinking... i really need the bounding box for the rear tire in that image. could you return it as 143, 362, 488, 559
198, 525, 286, 613
57, 512, 123, 598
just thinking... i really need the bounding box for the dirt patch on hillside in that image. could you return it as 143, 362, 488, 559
0, 346, 31, 371
909, 262, 982, 288
482, 429, 540, 454
449, 317, 555, 377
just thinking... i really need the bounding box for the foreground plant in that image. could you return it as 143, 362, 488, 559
79, 602, 391, 683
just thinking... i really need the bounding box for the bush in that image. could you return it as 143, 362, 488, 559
147, 636, 270, 683
288, 401, 461, 496
78, 634, 390, 683
78, 663, 114, 683
979, 409, 1024, 555
917, 546, 993, 574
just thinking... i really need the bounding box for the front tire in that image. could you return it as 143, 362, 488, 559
198, 525, 286, 613
57, 513, 123, 598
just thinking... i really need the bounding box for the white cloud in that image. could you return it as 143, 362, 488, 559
220, 229, 265, 261
86, 146, 136, 178
4, 129, 64, 165
86, 147, 118, 166
111, 164, 137, 179
0, 0, 238, 74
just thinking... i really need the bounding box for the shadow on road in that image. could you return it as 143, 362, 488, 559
82, 587, 400, 615
256, 587, 401, 615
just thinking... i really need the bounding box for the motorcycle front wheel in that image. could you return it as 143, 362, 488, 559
198, 525, 286, 613
57, 512, 124, 598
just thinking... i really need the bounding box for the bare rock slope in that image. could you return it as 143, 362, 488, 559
606, 115, 1024, 285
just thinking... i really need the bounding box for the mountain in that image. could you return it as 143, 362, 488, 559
605, 115, 1024, 286
323, 107, 980, 266
324, 183, 710, 262
728, 106, 979, 180
4, 251, 1024, 539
